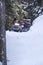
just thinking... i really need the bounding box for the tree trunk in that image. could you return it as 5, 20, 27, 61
0, 0, 7, 65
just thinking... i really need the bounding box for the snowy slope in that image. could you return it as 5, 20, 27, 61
0, 15, 43, 65
6, 15, 43, 65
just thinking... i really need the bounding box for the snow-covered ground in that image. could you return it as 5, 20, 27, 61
0, 15, 43, 65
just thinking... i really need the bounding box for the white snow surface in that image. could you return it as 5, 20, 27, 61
0, 15, 43, 65
7, 15, 43, 65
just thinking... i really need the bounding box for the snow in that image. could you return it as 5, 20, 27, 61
0, 62, 2, 65
6, 15, 43, 65
0, 15, 43, 65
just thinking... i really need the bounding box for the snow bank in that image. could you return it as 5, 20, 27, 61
6, 15, 43, 65
30, 15, 43, 33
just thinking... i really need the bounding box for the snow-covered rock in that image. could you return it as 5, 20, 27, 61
6, 15, 43, 65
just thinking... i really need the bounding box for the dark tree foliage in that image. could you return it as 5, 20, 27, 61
36, 0, 42, 6
4, 0, 13, 30
4, 0, 13, 16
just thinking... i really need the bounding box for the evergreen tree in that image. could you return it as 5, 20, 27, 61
4, 0, 13, 30
12, 0, 28, 21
